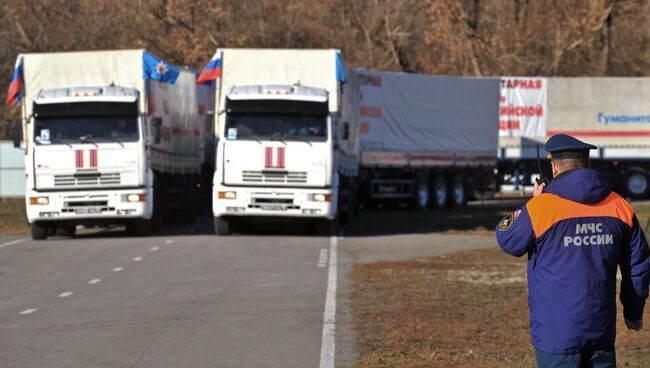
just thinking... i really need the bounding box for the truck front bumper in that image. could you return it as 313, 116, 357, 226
212, 184, 337, 220
25, 187, 152, 224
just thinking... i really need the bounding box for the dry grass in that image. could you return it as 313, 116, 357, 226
349, 247, 650, 368
0, 198, 28, 235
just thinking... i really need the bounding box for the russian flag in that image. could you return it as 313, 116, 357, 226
196, 51, 222, 85
6, 56, 23, 106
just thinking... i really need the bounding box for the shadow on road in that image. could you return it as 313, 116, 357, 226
343, 199, 528, 237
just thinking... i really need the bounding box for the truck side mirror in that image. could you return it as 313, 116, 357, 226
10, 121, 22, 148
342, 122, 350, 140
151, 117, 162, 144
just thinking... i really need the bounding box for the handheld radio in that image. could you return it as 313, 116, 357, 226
535, 144, 549, 186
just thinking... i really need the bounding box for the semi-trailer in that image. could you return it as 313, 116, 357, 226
8, 49, 212, 239
498, 77, 650, 199
352, 69, 501, 209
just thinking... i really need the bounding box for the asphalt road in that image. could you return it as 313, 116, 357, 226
0, 221, 335, 368
0, 212, 500, 368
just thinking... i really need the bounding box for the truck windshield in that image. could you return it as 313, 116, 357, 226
226, 114, 327, 142
34, 116, 139, 144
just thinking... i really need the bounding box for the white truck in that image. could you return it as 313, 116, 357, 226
208, 49, 358, 235
352, 69, 501, 209
498, 77, 650, 199
9, 49, 212, 240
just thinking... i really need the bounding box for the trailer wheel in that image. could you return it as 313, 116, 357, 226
412, 177, 430, 210
31, 222, 48, 240
214, 217, 232, 236
433, 176, 448, 208
621, 170, 650, 200
450, 175, 467, 208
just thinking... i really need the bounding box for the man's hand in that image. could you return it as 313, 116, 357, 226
625, 318, 643, 331
533, 181, 546, 197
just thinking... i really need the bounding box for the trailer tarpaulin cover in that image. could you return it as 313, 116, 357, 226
355, 69, 500, 166
547, 77, 650, 148
499, 77, 547, 138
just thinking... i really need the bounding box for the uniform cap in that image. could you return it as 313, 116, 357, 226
545, 134, 597, 160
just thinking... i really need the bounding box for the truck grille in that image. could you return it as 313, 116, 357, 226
54, 172, 121, 187
242, 170, 307, 184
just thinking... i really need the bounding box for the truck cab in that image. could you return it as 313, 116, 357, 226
212, 84, 339, 235
25, 86, 152, 239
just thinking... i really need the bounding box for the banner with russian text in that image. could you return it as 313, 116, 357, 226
499, 77, 547, 138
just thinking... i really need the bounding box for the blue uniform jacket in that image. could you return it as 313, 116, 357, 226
496, 168, 650, 354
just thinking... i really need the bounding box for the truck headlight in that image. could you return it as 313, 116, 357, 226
310, 194, 332, 202
218, 191, 237, 200
126, 194, 146, 202
29, 196, 49, 205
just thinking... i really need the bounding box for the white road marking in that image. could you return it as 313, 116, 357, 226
317, 248, 328, 268
58, 291, 74, 298
0, 238, 26, 249
88, 278, 102, 284
112, 267, 123, 272
165, 239, 174, 244
150, 246, 160, 252
133, 256, 143, 262
19, 309, 37, 315
319, 235, 338, 368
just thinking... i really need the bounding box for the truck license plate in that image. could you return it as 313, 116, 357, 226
261, 205, 285, 211
75, 208, 100, 214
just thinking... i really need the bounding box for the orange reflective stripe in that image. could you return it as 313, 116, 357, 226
525, 192, 634, 237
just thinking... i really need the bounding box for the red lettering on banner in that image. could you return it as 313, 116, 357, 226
360, 106, 382, 118
499, 120, 521, 130
501, 79, 543, 89
500, 104, 544, 117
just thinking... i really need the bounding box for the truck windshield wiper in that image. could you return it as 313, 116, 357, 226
78, 135, 99, 148
269, 137, 288, 145
291, 137, 313, 146
103, 136, 125, 147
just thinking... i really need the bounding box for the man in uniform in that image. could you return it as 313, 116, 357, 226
496, 134, 650, 367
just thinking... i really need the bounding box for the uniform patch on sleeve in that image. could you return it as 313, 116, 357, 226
499, 214, 514, 231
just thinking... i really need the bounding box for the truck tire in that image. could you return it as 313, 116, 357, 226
412, 177, 430, 210
31, 222, 48, 240
214, 217, 232, 236
450, 175, 467, 208
317, 219, 335, 236
621, 170, 650, 200
433, 175, 448, 209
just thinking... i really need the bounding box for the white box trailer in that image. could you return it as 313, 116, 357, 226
497, 77, 650, 199
10, 49, 212, 239
207, 48, 358, 234
354, 69, 501, 208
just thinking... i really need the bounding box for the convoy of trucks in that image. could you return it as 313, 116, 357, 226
6, 48, 649, 239
10, 50, 212, 240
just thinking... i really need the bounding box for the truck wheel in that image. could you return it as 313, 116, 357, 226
31, 223, 48, 240
433, 175, 448, 208
621, 170, 650, 200
317, 219, 335, 236
214, 217, 231, 236
412, 177, 430, 210
450, 175, 467, 208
